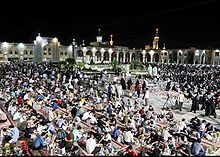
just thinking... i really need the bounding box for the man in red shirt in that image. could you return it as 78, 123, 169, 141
17, 96, 22, 105
139, 107, 145, 118
127, 145, 138, 156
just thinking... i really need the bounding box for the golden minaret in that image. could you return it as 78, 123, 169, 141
153, 28, 159, 49
110, 34, 113, 46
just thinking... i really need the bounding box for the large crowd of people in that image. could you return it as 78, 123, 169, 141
0, 61, 219, 156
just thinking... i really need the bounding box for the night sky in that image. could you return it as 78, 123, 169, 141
0, 0, 219, 49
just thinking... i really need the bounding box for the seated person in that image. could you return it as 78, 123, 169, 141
32, 132, 47, 150
0, 109, 7, 123
100, 141, 113, 156
191, 138, 207, 156
127, 145, 138, 156
165, 109, 174, 121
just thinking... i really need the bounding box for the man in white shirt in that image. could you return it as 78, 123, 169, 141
143, 87, 150, 106
178, 118, 187, 132
116, 83, 123, 99
161, 127, 172, 141
178, 91, 185, 111
82, 111, 90, 121
86, 133, 97, 154
123, 128, 134, 145
89, 113, 97, 125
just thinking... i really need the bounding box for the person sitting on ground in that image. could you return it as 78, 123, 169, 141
86, 132, 97, 154
32, 132, 47, 150
0, 109, 7, 123
123, 128, 134, 145
165, 108, 174, 121
127, 145, 138, 156
191, 138, 207, 156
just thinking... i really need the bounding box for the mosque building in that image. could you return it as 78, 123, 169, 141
0, 29, 219, 65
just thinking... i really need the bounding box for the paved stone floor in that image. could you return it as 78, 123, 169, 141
123, 89, 220, 130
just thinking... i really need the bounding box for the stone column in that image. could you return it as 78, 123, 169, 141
101, 52, 104, 62
116, 52, 119, 62
143, 55, 145, 63
129, 53, 132, 63
109, 53, 112, 63
150, 54, 153, 63
123, 53, 126, 63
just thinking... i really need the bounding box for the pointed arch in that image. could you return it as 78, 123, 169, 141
86, 50, 92, 57
145, 53, 150, 63
111, 51, 116, 62
103, 51, 109, 61
131, 53, 135, 61
76, 50, 83, 57
95, 51, 101, 62
119, 52, 123, 63
125, 52, 130, 63
153, 53, 159, 62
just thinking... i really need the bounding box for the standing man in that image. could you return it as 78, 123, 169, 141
143, 87, 149, 106
178, 91, 184, 111
136, 82, 141, 98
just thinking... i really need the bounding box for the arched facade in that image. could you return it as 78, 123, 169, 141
0, 35, 216, 64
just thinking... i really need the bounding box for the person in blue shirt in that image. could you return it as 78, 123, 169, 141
113, 126, 119, 140
52, 101, 59, 111
191, 138, 207, 156
48, 122, 56, 134
9, 125, 20, 143
32, 132, 47, 150
101, 141, 113, 156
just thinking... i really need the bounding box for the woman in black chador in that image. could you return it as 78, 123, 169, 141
127, 78, 132, 90
205, 97, 217, 118
190, 93, 199, 113
120, 77, 126, 90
